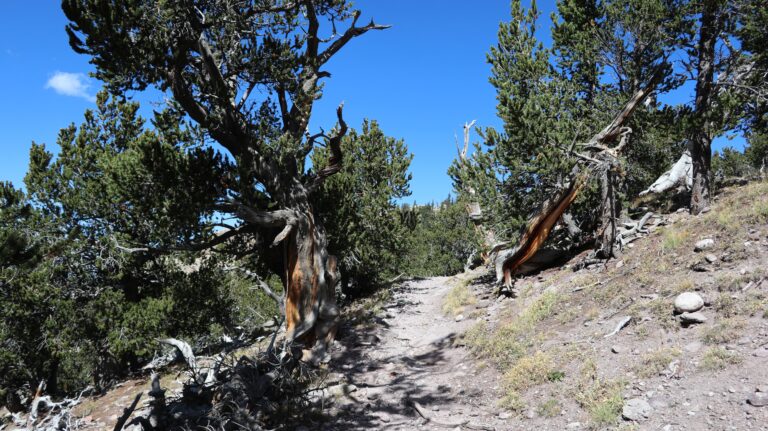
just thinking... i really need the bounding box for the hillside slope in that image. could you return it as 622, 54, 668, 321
446, 180, 768, 430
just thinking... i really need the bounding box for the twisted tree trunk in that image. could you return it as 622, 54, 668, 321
495, 67, 664, 286
690, 0, 720, 215
283, 206, 339, 363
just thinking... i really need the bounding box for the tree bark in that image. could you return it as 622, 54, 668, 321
282, 204, 339, 364
690, 0, 720, 215
595, 163, 621, 259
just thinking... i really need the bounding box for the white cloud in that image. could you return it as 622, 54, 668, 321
45, 72, 95, 102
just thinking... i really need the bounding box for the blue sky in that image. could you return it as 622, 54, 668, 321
0, 1, 745, 204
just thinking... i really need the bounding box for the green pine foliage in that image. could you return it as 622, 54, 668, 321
401, 198, 481, 278
450, 0, 689, 250
0, 94, 271, 400
312, 120, 413, 294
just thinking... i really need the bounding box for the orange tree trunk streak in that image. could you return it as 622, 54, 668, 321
502, 175, 586, 285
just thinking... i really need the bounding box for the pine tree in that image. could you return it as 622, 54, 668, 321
62, 0, 388, 358
312, 120, 413, 295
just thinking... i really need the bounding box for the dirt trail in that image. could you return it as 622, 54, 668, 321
319, 274, 506, 430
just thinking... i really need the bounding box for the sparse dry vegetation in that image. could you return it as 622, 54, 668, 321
574, 359, 625, 427
700, 347, 743, 371
701, 318, 747, 345
635, 347, 681, 378
442, 279, 477, 316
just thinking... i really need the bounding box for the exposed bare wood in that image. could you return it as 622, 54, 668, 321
640, 151, 693, 196
495, 67, 665, 285
495, 174, 586, 286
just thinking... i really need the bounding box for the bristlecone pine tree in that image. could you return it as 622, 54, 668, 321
63, 0, 388, 361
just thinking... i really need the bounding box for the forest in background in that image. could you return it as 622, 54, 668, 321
0, 0, 766, 427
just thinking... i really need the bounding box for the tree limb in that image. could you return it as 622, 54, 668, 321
309, 103, 347, 190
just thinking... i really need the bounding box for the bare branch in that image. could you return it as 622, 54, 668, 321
308, 103, 347, 190
318, 11, 390, 66
111, 224, 250, 254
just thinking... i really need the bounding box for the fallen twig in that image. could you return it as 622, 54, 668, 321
604, 316, 632, 338
411, 401, 495, 430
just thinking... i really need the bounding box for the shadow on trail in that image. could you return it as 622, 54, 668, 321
317, 282, 464, 430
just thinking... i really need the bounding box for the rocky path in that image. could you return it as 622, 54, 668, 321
317, 275, 506, 430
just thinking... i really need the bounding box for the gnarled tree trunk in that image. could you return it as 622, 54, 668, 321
690, 0, 720, 215
283, 206, 339, 363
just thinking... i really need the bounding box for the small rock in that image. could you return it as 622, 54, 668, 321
455, 314, 464, 322
694, 238, 715, 252
566, 422, 582, 429
747, 392, 768, 407
680, 311, 707, 324
705, 254, 718, 263
524, 409, 536, 419
752, 348, 768, 358
622, 398, 652, 421
498, 411, 512, 419
616, 260, 625, 269
674, 292, 704, 313
612, 345, 624, 354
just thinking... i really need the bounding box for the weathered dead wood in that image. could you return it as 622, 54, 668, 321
495, 176, 586, 286
604, 316, 632, 338
411, 400, 495, 430
640, 151, 693, 196
455, 120, 497, 263
495, 67, 664, 286
159, 338, 200, 380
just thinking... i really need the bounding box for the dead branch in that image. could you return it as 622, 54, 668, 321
158, 338, 199, 379
639, 151, 693, 195
604, 316, 632, 338
494, 67, 665, 285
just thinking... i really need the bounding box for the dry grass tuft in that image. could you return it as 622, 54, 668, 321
700, 347, 743, 371
574, 358, 624, 427
701, 318, 747, 345
442, 279, 477, 316
635, 347, 681, 378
